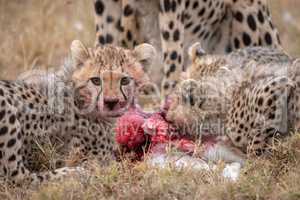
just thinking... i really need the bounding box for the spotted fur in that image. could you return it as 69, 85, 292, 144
165, 45, 299, 163
94, 0, 282, 96
0, 40, 156, 185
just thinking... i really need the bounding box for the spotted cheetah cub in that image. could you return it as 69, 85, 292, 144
0, 40, 156, 185
165, 43, 300, 164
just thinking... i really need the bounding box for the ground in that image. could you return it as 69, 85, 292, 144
1, 134, 300, 200
1, 0, 300, 200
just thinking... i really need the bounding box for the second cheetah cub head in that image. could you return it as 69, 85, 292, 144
164, 43, 227, 131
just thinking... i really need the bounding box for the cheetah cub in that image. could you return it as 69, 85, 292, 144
165, 43, 300, 164
0, 40, 156, 185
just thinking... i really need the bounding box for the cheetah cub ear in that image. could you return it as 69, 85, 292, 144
188, 42, 206, 62
133, 43, 157, 72
70, 40, 90, 67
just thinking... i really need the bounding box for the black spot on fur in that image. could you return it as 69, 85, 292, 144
94, 0, 105, 16
171, 0, 177, 12
106, 34, 114, 44
25, 123, 30, 130
0, 126, 8, 136
170, 51, 178, 60
192, 1, 198, 9
264, 86, 270, 92
269, 113, 275, 120
106, 15, 114, 23
98, 35, 106, 45
124, 4, 134, 16
204, 32, 210, 40
162, 31, 170, 40
234, 11, 244, 22
116, 19, 124, 32
9, 115, 16, 124
126, 31, 132, 41
8, 154, 16, 162
178, 55, 182, 63
169, 21, 174, 29
267, 99, 273, 106
173, 29, 180, 41
7, 138, 16, 148
185, 0, 190, 8
242, 32, 252, 46
163, 0, 172, 12
166, 64, 176, 77
192, 24, 201, 34
234, 38, 240, 48
185, 22, 193, 29
257, 97, 264, 106
29, 103, 34, 109
208, 10, 215, 19
10, 128, 16, 136
247, 14, 257, 31
198, 8, 205, 16
265, 32, 272, 45
253, 140, 261, 145
0, 110, 5, 121
257, 10, 265, 24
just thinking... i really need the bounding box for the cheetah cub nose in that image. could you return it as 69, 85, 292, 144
104, 98, 120, 110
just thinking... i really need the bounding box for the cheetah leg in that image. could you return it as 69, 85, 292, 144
159, 0, 185, 97
223, 0, 281, 52
120, 0, 144, 49
94, 0, 122, 46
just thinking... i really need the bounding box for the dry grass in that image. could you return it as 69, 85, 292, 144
0, 134, 300, 200
1, 0, 300, 199
270, 0, 300, 56
0, 0, 94, 79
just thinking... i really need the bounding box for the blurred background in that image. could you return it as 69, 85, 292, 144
0, 0, 300, 79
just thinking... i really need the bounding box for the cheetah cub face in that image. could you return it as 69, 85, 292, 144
165, 79, 223, 127
70, 40, 156, 117
164, 43, 227, 131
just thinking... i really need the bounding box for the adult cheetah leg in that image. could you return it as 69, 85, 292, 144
120, 0, 144, 48
224, 0, 282, 52
159, 0, 185, 97
94, 0, 122, 46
